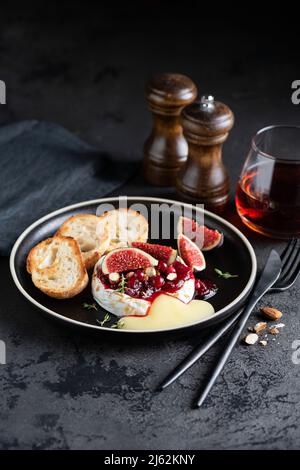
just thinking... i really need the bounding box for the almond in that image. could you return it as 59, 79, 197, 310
244, 333, 259, 345
253, 321, 267, 333
166, 272, 177, 281
259, 340, 268, 347
109, 272, 120, 283
269, 326, 280, 335
260, 306, 283, 321
145, 266, 156, 277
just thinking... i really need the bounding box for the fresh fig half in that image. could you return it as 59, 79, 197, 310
177, 233, 206, 272
131, 241, 177, 265
101, 247, 158, 274
177, 216, 223, 251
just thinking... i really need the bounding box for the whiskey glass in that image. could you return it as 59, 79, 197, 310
236, 125, 300, 239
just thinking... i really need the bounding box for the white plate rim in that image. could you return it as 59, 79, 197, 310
9, 196, 257, 334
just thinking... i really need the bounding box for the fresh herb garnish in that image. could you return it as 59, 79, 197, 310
97, 313, 111, 327
111, 319, 125, 329
214, 268, 238, 279
117, 274, 127, 294
83, 302, 98, 311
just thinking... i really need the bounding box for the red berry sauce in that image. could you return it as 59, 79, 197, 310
194, 278, 218, 300
98, 260, 194, 301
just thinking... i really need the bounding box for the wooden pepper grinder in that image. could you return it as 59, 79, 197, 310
176, 95, 234, 213
143, 73, 197, 186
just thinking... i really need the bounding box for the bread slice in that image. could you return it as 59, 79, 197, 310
27, 236, 89, 299
56, 214, 110, 269
97, 208, 148, 252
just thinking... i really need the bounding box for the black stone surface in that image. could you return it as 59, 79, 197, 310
0, 3, 299, 450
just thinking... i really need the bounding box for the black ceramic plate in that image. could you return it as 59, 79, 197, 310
10, 197, 257, 335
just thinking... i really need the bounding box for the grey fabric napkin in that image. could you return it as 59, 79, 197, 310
0, 120, 136, 255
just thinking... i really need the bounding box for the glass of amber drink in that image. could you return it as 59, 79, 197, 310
236, 125, 300, 239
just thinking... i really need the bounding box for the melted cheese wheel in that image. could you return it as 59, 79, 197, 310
92, 258, 195, 318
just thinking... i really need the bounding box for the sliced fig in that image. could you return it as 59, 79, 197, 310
177, 233, 206, 272
101, 247, 158, 274
201, 225, 223, 251
177, 216, 223, 251
131, 241, 177, 265
177, 216, 197, 240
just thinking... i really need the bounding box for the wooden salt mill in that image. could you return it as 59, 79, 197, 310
143, 73, 197, 186
176, 95, 234, 213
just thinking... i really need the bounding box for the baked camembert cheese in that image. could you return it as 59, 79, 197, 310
92, 247, 195, 317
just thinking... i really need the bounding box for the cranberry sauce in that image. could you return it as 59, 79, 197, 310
194, 278, 218, 300
98, 260, 194, 301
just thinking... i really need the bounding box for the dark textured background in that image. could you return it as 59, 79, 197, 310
0, 1, 300, 450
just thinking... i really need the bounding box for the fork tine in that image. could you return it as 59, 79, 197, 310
280, 238, 295, 263
275, 262, 300, 290
293, 260, 300, 284
278, 247, 300, 286
280, 239, 298, 278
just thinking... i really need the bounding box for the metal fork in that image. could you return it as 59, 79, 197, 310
269, 238, 300, 291
159, 238, 300, 391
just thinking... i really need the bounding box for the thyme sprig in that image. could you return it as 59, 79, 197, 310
82, 302, 98, 311
214, 268, 239, 279
117, 274, 127, 294
111, 319, 125, 329
97, 313, 111, 327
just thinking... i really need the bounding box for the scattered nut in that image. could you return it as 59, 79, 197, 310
244, 333, 259, 345
145, 266, 156, 277
260, 340, 268, 347
253, 321, 267, 333
109, 272, 120, 282
269, 327, 280, 335
166, 272, 177, 281
260, 306, 282, 321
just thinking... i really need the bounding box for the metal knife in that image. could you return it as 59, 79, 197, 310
196, 249, 282, 408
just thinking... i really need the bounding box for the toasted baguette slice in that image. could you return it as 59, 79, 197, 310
97, 208, 148, 252
56, 214, 110, 269
27, 236, 88, 299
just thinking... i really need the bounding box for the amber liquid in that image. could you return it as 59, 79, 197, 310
236, 163, 300, 238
